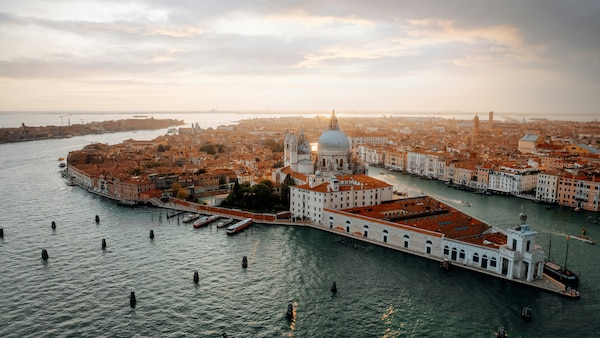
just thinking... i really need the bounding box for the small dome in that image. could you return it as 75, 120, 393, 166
318, 130, 350, 150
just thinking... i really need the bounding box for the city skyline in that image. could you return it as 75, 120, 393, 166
0, 1, 599, 114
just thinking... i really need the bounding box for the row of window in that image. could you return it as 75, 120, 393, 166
443, 246, 498, 268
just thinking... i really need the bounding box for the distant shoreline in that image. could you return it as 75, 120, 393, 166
0, 118, 184, 144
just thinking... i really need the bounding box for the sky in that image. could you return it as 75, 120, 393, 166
0, 0, 599, 115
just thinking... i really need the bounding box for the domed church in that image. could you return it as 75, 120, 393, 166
315, 111, 352, 175
284, 111, 352, 176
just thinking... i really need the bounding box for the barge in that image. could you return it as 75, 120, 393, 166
226, 218, 253, 235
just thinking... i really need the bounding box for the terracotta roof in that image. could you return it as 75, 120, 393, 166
339, 196, 497, 241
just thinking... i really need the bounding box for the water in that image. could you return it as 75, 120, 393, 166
1, 127, 599, 337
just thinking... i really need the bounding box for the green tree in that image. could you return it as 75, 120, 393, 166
157, 144, 170, 152
281, 173, 295, 208
129, 167, 143, 176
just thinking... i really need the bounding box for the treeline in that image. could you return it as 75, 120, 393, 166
220, 174, 295, 213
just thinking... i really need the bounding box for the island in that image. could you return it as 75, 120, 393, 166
0, 117, 185, 144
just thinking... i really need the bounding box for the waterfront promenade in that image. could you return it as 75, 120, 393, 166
161, 197, 578, 299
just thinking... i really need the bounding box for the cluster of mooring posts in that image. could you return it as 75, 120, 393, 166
36, 216, 161, 308
32, 213, 339, 331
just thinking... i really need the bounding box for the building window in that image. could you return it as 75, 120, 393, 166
459, 249, 465, 260
490, 257, 497, 268
443, 246, 449, 255
383, 229, 388, 243
403, 234, 409, 248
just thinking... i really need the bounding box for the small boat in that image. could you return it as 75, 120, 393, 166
440, 259, 451, 270
226, 218, 253, 235
495, 326, 507, 338
570, 227, 595, 244
521, 306, 532, 320
182, 213, 201, 223
461, 201, 471, 207
59, 162, 66, 168
193, 215, 219, 228
569, 235, 595, 245
543, 261, 579, 287
216, 218, 234, 228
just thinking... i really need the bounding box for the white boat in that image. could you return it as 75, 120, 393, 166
182, 213, 200, 223
193, 215, 219, 228
226, 218, 253, 235
216, 218, 234, 228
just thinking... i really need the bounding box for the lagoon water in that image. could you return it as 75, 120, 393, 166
1, 119, 599, 337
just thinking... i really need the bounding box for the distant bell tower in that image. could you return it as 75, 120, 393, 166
489, 111, 494, 130
471, 113, 479, 146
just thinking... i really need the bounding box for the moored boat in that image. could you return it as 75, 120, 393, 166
216, 218, 234, 228
182, 213, 201, 223
226, 218, 253, 235
193, 215, 219, 228
543, 261, 579, 287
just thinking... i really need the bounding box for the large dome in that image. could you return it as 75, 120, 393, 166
318, 129, 350, 150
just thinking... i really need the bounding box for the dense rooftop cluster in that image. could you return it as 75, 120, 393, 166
65, 115, 600, 211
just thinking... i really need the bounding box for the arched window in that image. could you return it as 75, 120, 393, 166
363, 225, 369, 238
459, 249, 465, 260
490, 257, 497, 268
345, 220, 351, 233
403, 234, 410, 248
426, 240, 432, 254
473, 253, 479, 263
443, 245, 449, 255
451, 247, 457, 260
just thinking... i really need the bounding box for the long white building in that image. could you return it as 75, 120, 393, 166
320, 198, 547, 284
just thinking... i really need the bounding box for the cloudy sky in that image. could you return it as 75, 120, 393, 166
0, 0, 598, 115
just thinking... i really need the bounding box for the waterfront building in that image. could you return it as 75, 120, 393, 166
475, 165, 493, 190
289, 174, 393, 223
321, 198, 545, 283
357, 144, 386, 166
406, 150, 427, 176
557, 173, 600, 211
452, 163, 477, 187
383, 148, 407, 172
488, 165, 539, 195
536, 172, 559, 204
